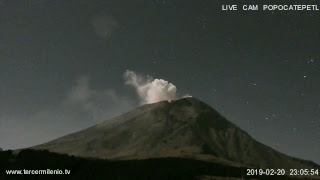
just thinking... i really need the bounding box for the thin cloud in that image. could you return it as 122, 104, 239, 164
64, 76, 134, 122
92, 13, 119, 39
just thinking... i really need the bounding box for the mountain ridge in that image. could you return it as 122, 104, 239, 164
31, 97, 320, 170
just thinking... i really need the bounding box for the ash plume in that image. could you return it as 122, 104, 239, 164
124, 70, 177, 104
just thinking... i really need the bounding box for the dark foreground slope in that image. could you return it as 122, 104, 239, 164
32, 97, 319, 171
0, 149, 307, 180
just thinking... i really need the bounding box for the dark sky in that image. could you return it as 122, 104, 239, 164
0, 0, 319, 164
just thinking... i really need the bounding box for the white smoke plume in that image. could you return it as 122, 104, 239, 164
124, 70, 177, 104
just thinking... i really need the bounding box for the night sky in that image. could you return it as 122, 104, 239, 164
0, 0, 319, 164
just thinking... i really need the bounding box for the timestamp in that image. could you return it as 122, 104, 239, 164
246, 168, 286, 176
289, 169, 319, 176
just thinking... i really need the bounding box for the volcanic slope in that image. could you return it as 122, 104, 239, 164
32, 97, 319, 170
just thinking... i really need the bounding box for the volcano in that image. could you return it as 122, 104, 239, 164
32, 97, 319, 170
